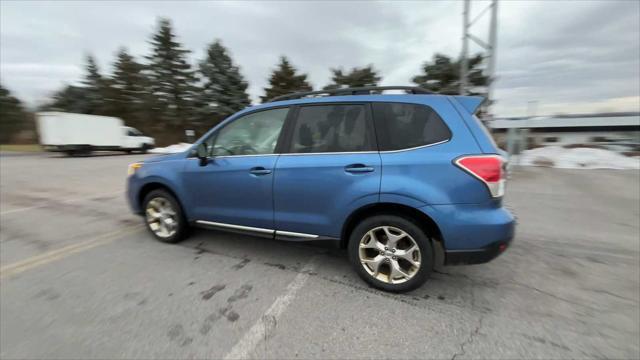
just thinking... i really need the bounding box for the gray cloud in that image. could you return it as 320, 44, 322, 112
1, 0, 638, 116
493, 0, 639, 114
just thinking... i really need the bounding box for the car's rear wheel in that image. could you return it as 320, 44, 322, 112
348, 215, 433, 292
143, 189, 188, 243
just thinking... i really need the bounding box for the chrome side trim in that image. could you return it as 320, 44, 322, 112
195, 220, 274, 234
194, 221, 321, 239
187, 140, 449, 158
275, 230, 319, 239
280, 151, 378, 156
216, 153, 278, 159
379, 139, 450, 154
188, 153, 277, 159
277, 140, 449, 156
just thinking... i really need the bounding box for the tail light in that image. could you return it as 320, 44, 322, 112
455, 155, 505, 198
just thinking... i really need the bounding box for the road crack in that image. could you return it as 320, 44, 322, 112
510, 281, 600, 311
451, 315, 485, 360
434, 270, 603, 312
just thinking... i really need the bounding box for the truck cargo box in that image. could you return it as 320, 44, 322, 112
37, 112, 125, 147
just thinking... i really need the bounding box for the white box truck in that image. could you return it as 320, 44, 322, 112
36, 112, 155, 155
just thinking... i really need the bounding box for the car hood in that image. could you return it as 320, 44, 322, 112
144, 151, 187, 163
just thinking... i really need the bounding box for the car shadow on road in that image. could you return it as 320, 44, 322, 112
177, 228, 488, 314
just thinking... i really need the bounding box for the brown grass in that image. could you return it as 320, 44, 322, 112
0, 144, 42, 152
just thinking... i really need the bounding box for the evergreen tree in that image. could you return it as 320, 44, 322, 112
82, 54, 107, 114
412, 53, 487, 95
40, 55, 106, 114
323, 65, 381, 90
145, 17, 197, 129
198, 40, 250, 123
108, 48, 149, 129
260, 56, 312, 103
42, 85, 91, 113
0, 84, 31, 143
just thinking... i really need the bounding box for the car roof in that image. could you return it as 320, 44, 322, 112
239, 94, 449, 114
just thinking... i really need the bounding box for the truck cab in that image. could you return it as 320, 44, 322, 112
122, 126, 155, 153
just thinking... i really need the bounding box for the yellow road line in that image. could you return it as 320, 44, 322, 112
0, 225, 143, 279
0, 190, 124, 216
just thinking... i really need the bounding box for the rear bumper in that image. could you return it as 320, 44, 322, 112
418, 202, 515, 265
444, 238, 512, 265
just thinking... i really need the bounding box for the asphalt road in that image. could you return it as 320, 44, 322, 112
1, 152, 639, 359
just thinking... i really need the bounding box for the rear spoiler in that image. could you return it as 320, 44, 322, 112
451, 96, 485, 115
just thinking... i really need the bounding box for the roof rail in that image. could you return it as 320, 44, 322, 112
269, 86, 435, 102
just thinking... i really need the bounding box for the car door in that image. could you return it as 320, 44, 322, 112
182, 107, 290, 231
273, 103, 381, 239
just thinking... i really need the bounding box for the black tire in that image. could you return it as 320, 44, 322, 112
140, 144, 149, 154
142, 189, 189, 243
348, 214, 433, 292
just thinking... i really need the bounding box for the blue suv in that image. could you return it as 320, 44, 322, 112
127, 86, 515, 292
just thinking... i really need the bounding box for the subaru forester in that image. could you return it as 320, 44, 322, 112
127, 86, 515, 292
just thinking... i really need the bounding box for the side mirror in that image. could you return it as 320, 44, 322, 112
196, 143, 209, 166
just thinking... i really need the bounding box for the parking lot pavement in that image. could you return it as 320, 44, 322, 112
1, 153, 639, 359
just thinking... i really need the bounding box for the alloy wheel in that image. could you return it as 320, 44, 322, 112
145, 197, 178, 238
358, 226, 421, 284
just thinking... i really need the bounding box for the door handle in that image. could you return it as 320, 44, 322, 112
249, 167, 272, 175
344, 164, 375, 173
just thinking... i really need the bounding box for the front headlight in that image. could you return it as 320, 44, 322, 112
128, 162, 143, 176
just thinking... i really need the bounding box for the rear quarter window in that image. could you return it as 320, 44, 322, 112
372, 102, 451, 151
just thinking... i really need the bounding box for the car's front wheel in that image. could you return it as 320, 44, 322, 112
143, 189, 188, 243
348, 215, 433, 292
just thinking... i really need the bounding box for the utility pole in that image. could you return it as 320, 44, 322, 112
459, 0, 499, 118
486, 0, 498, 119
460, 0, 470, 95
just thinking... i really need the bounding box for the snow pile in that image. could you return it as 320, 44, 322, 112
518, 146, 640, 169
149, 143, 192, 154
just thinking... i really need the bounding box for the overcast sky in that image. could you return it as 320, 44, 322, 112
1, 0, 639, 117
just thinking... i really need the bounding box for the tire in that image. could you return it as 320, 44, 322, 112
142, 189, 189, 243
140, 144, 149, 154
348, 214, 433, 292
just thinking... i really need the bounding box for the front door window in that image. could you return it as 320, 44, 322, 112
210, 108, 289, 156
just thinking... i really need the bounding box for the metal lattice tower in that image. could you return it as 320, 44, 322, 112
460, 0, 498, 119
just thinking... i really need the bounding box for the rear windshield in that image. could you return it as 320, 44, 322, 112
372, 102, 451, 151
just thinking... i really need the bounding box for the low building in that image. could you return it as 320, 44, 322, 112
488, 114, 640, 153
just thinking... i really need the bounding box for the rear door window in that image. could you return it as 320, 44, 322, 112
288, 104, 375, 153
372, 102, 451, 151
